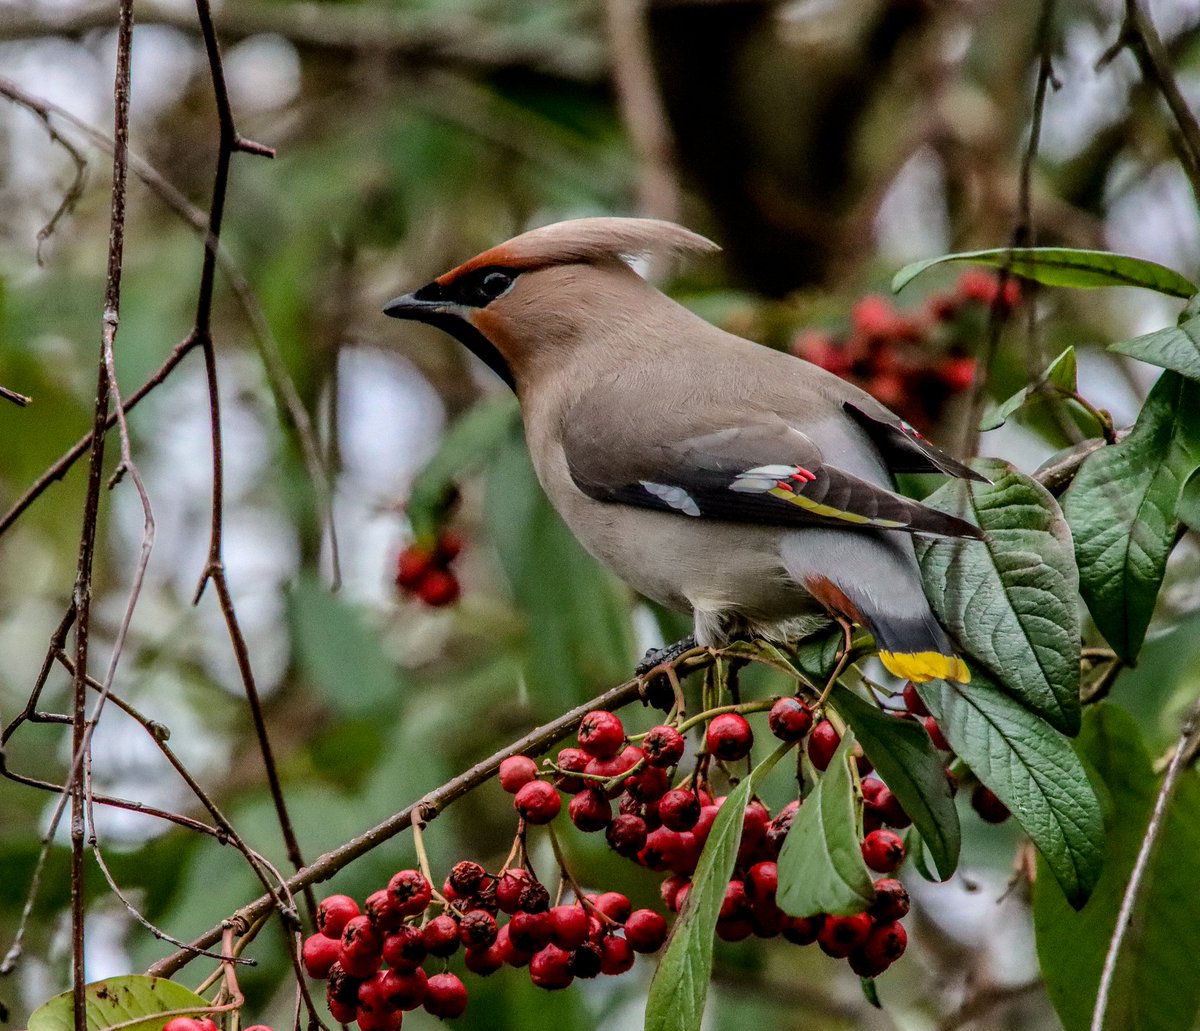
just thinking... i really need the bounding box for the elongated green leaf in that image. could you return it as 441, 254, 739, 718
1061, 373, 1200, 663
408, 395, 520, 539
776, 731, 875, 918
1178, 466, 1200, 534
1109, 293, 1200, 382
829, 685, 960, 879
29, 976, 212, 1031
892, 248, 1196, 297
915, 459, 1081, 735
1034, 704, 1200, 1031
645, 744, 789, 1031
289, 575, 406, 714
917, 676, 1103, 907
980, 347, 1077, 431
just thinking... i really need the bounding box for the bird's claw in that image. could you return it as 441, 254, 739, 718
635, 635, 698, 677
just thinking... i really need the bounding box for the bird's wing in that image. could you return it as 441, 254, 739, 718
841, 398, 989, 483
562, 396, 984, 540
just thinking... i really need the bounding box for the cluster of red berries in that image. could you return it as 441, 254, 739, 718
503, 702, 916, 978
302, 859, 666, 1027
394, 530, 462, 608
899, 682, 1011, 824
792, 270, 1022, 431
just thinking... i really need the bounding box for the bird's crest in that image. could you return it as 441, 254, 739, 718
435, 217, 718, 285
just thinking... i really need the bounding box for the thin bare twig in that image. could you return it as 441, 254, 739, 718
1, 384, 31, 406
1091, 693, 1200, 1030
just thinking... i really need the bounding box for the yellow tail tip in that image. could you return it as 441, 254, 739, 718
879, 650, 970, 684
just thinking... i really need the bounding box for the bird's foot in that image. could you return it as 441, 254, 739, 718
636, 635, 698, 677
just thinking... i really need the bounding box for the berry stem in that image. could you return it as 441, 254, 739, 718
675, 698, 777, 736
546, 823, 619, 929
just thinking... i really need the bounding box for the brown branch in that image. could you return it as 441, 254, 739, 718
0, 0, 602, 83
0, 384, 32, 406
146, 653, 713, 978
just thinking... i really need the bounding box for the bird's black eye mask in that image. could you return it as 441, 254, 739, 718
413, 266, 520, 308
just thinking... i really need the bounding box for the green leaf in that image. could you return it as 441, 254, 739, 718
288, 575, 406, 715
828, 684, 960, 879
1178, 466, 1200, 534
980, 347, 1077, 432
408, 395, 520, 540
1109, 293, 1200, 382
1032, 704, 1200, 1031
1061, 372, 1200, 663
776, 730, 875, 918
645, 744, 790, 1031
892, 248, 1196, 298
28, 975, 212, 1031
915, 458, 1081, 735
917, 675, 1104, 907
793, 625, 848, 685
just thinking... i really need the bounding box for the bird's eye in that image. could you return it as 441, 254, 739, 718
480, 271, 514, 299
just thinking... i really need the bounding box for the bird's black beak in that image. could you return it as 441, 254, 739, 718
382, 291, 444, 321
381, 285, 516, 390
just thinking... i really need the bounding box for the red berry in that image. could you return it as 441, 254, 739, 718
599, 934, 635, 975
972, 784, 1011, 823
606, 813, 649, 857
848, 947, 890, 978
241, 1026, 271, 1031
577, 710, 625, 759
302, 932, 341, 978
515, 780, 562, 824
196, 1019, 219, 1031
745, 861, 778, 904
592, 891, 632, 924
862, 829, 906, 873
380, 967, 427, 1010
818, 912, 873, 957
327, 994, 356, 1025
395, 545, 435, 591
388, 869, 432, 917
624, 909, 668, 953
422, 913, 460, 957
435, 530, 464, 562
495, 924, 532, 968
364, 889, 403, 933
923, 716, 951, 752
639, 826, 686, 871
498, 755, 539, 794
660, 874, 689, 912
495, 869, 531, 914
448, 861, 488, 898
382, 925, 426, 971
706, 713, 753, 761
692, 804, 720, 846
902, 681, 930, 717
643, 725, 686, 767
939, 355, 977, 392
458, 909, 498, 950
551, 904, 591, 950
356, 972, 399, 1031
162, 1020, 203, 1031
958, 268, 999, 305
851, 294, 898, 338
464, 941, 506, 976
927, 293, 960, 322
317, 894, 361, 938
768, 696, 814, 741
569, 941, 604, 979
808, 720, 840, 771
423, 972, 468, 1019
781, 914, 822, 946
518, 878, 550, 913
658, 788, 701, 831
418, 569, 459, 607
863, 919, 907, 965
625, 761, 670, 802
874, 786, 911, 828
530, 943, 574, 990
569, 788, 612, 831
719, 880, 751, 923
870, 878, 910, 921
553, 747, 590, 792
340, 915, 383, 978
737, 800, 771, 863
509, 910, 554, 953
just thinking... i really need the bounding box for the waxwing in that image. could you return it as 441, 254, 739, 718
384, 217, 983, 683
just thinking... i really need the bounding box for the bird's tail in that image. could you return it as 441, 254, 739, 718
870, 610, 970, 684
